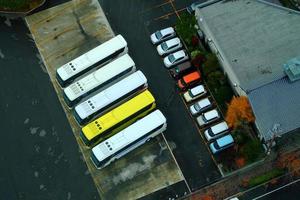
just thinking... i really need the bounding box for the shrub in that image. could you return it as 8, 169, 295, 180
203, 53, 219, 76
241, 139, 264, 163
0, 0, 43, 11
191, 50, 206, 68
231, 123, 251, 145
247, 169, 285, 188
175, 13, 197, 46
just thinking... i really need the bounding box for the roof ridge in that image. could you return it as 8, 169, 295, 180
257, 0, 300, 15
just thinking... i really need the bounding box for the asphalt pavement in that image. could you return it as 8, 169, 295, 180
99, 0, 221, 192
0, 9, 99, 200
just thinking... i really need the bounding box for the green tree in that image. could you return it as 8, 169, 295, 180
175, 13, 197, 46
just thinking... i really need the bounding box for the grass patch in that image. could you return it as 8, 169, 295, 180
0, 0, 43, 11
248, 168, 285, 188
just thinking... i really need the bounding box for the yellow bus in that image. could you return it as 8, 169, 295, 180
80, 90, 156, 147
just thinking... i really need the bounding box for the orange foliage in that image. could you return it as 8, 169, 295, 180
277, 154, 300, 176
201, 195, 214, 200
235, 157, 246, 168
225, 96, 255, 128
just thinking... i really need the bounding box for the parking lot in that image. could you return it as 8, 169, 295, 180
99, 0, 221, 193
0, 0, 223, 199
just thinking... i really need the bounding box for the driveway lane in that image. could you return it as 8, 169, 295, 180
0, 16, 99, 200
99, 0, 221, 192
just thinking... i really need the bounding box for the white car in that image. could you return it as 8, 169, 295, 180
163, 50, 189, 68
183, 84, 206, 102
150, 27, 176, 44
204, 121, 229, 141
196, 109, 220, 127
190, 98, 212, 116
156, 37, 182, 56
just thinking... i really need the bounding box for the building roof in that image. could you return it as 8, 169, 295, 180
196, 0, 300, 91
248, 77, 300, 141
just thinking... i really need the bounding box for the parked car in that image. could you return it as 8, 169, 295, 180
177, 71, 201, 90
209, 134, 234, 154
169, 61, 193, 79
156, 37, 182, 56
204, 121, 229, 141
183, 84, 206, 102
196, 109, 220, 127
150, 27, 176, 44
189, 98, 212, 116
163, 50, 189, 68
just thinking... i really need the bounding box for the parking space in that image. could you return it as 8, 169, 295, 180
99, 0, 221, 192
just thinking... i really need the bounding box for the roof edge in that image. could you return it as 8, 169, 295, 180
257, 0, 300, 15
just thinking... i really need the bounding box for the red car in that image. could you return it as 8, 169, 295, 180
177, 71, 201, 90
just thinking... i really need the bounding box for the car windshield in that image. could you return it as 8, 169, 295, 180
213, 142, 220, 150
194, 103, 201, 111
188, 90, 194, 97
208, 128, 214, 137
155, 31, 163, 40
168, 55, 176, 63
202, 115, 208, 123
161, 42, 169, 51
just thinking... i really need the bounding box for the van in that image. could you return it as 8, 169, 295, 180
169, 61, 193, 79
196, 109, 220, 127
209, 134, 234, 154
177, 71, 201, 90
183, 84, 207, 102
204, 121, 229, 141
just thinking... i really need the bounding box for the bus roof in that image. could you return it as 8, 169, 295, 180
82, 90, 155, 141
92, 110, 166, 162
64, 54, 135, 101
75, 70, 147, 120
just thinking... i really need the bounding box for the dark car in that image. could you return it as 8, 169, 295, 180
169, 61, 194, 79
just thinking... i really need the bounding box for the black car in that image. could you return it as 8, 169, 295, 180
169, 61, 194, 79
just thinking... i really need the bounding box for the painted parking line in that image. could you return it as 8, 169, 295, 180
154, 8, 186, 21
162, 133, 192, 193
180, 92, 222, 175
139, 0, 175, 15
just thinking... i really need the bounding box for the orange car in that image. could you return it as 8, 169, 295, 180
177, 71, 201, 90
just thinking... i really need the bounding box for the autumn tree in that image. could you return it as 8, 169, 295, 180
276, 153, 300, 176
225, 96, 255, 128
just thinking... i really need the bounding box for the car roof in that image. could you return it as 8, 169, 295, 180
190, 85, 205, 95
198, 98, 210, 107
172, 50, 186, 58
183, 71, 200, 82
160, 27, 174, 35
216, 134, 234, 147
165, 37, 180, 45
211, 121, 229, 133
203, 109, 219, 120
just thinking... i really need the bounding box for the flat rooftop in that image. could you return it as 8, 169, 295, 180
196, 0, 300, 91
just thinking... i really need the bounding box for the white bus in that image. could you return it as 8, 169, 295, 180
56, 35, 128, 87
63, 54, 135, 107
74, 70, 147, 125
91, 110, 167, 169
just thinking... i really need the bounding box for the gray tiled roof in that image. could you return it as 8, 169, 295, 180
248, 77, 300, 141
196, 0, 300, 91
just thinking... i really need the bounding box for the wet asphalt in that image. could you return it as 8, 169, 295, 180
99, 0, 221, 194
0, 1, 100, 199
0, 0, 222, 199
